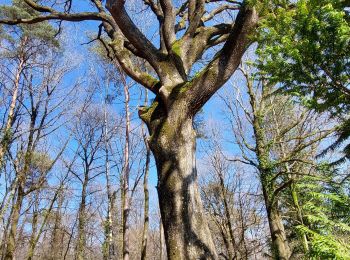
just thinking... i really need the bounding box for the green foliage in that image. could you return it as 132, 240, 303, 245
0, 0, 59, 46
256, 0, 350, 162
30, 151, 53, 174
257, 0, 349, 113
295, 170, 350, 259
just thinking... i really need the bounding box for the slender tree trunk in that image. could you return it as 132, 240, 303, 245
27, 193, 39, 260
218, 224, 232, 260
0, 53, 25, 169
217, 166, 238, 259
4, 112, 35, 260
103, 81, 116, 260
247, 81, 291, 260
290, 182, 309, 253
0, 178, 19, 223
270, 104, 309, 255
76, 176, 88, 260
50, 198, 63, 260
3, 186, 24, 260
105, 189, 116, 260
141, 132, 150, 260
0, 46, 27, 259
262, 184, 291, 260
121, 76, 131, 260
143, 102, 217, 259
27, 186, 62, 260
64, 217, 77, 260
238, 194, 249, 260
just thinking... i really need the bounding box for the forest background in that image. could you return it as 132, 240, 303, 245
0, 0, 349, 259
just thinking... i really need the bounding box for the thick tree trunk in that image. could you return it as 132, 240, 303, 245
144, 104, 218, 259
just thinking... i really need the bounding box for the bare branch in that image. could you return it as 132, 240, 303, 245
202, 4, 240, 23
0, 12, 111, 25
106, 0, 161, 69
186, 0, 205, 37
159, 0, 176, 49
187, 6, 259, 114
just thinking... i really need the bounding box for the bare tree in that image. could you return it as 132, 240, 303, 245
0, 40, 74, 260
0, 1, 260, 257
26, 171, 69, 260
221, 63, 334, 259
1, 0, 258, 259
68, 106, 105, 260
0, 35, 27, 169
199, 124, 268, 260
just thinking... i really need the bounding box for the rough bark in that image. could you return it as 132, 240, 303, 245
141, 99, 218, 259
264, 197, 291, 260
0, 2, 259, 259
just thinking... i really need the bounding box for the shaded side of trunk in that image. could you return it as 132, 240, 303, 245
140, 99, 218, 259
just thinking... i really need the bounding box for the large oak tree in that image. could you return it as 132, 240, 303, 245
0, 0, 259, 258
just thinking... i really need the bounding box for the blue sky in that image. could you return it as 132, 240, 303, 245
32, 0, 246, 225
